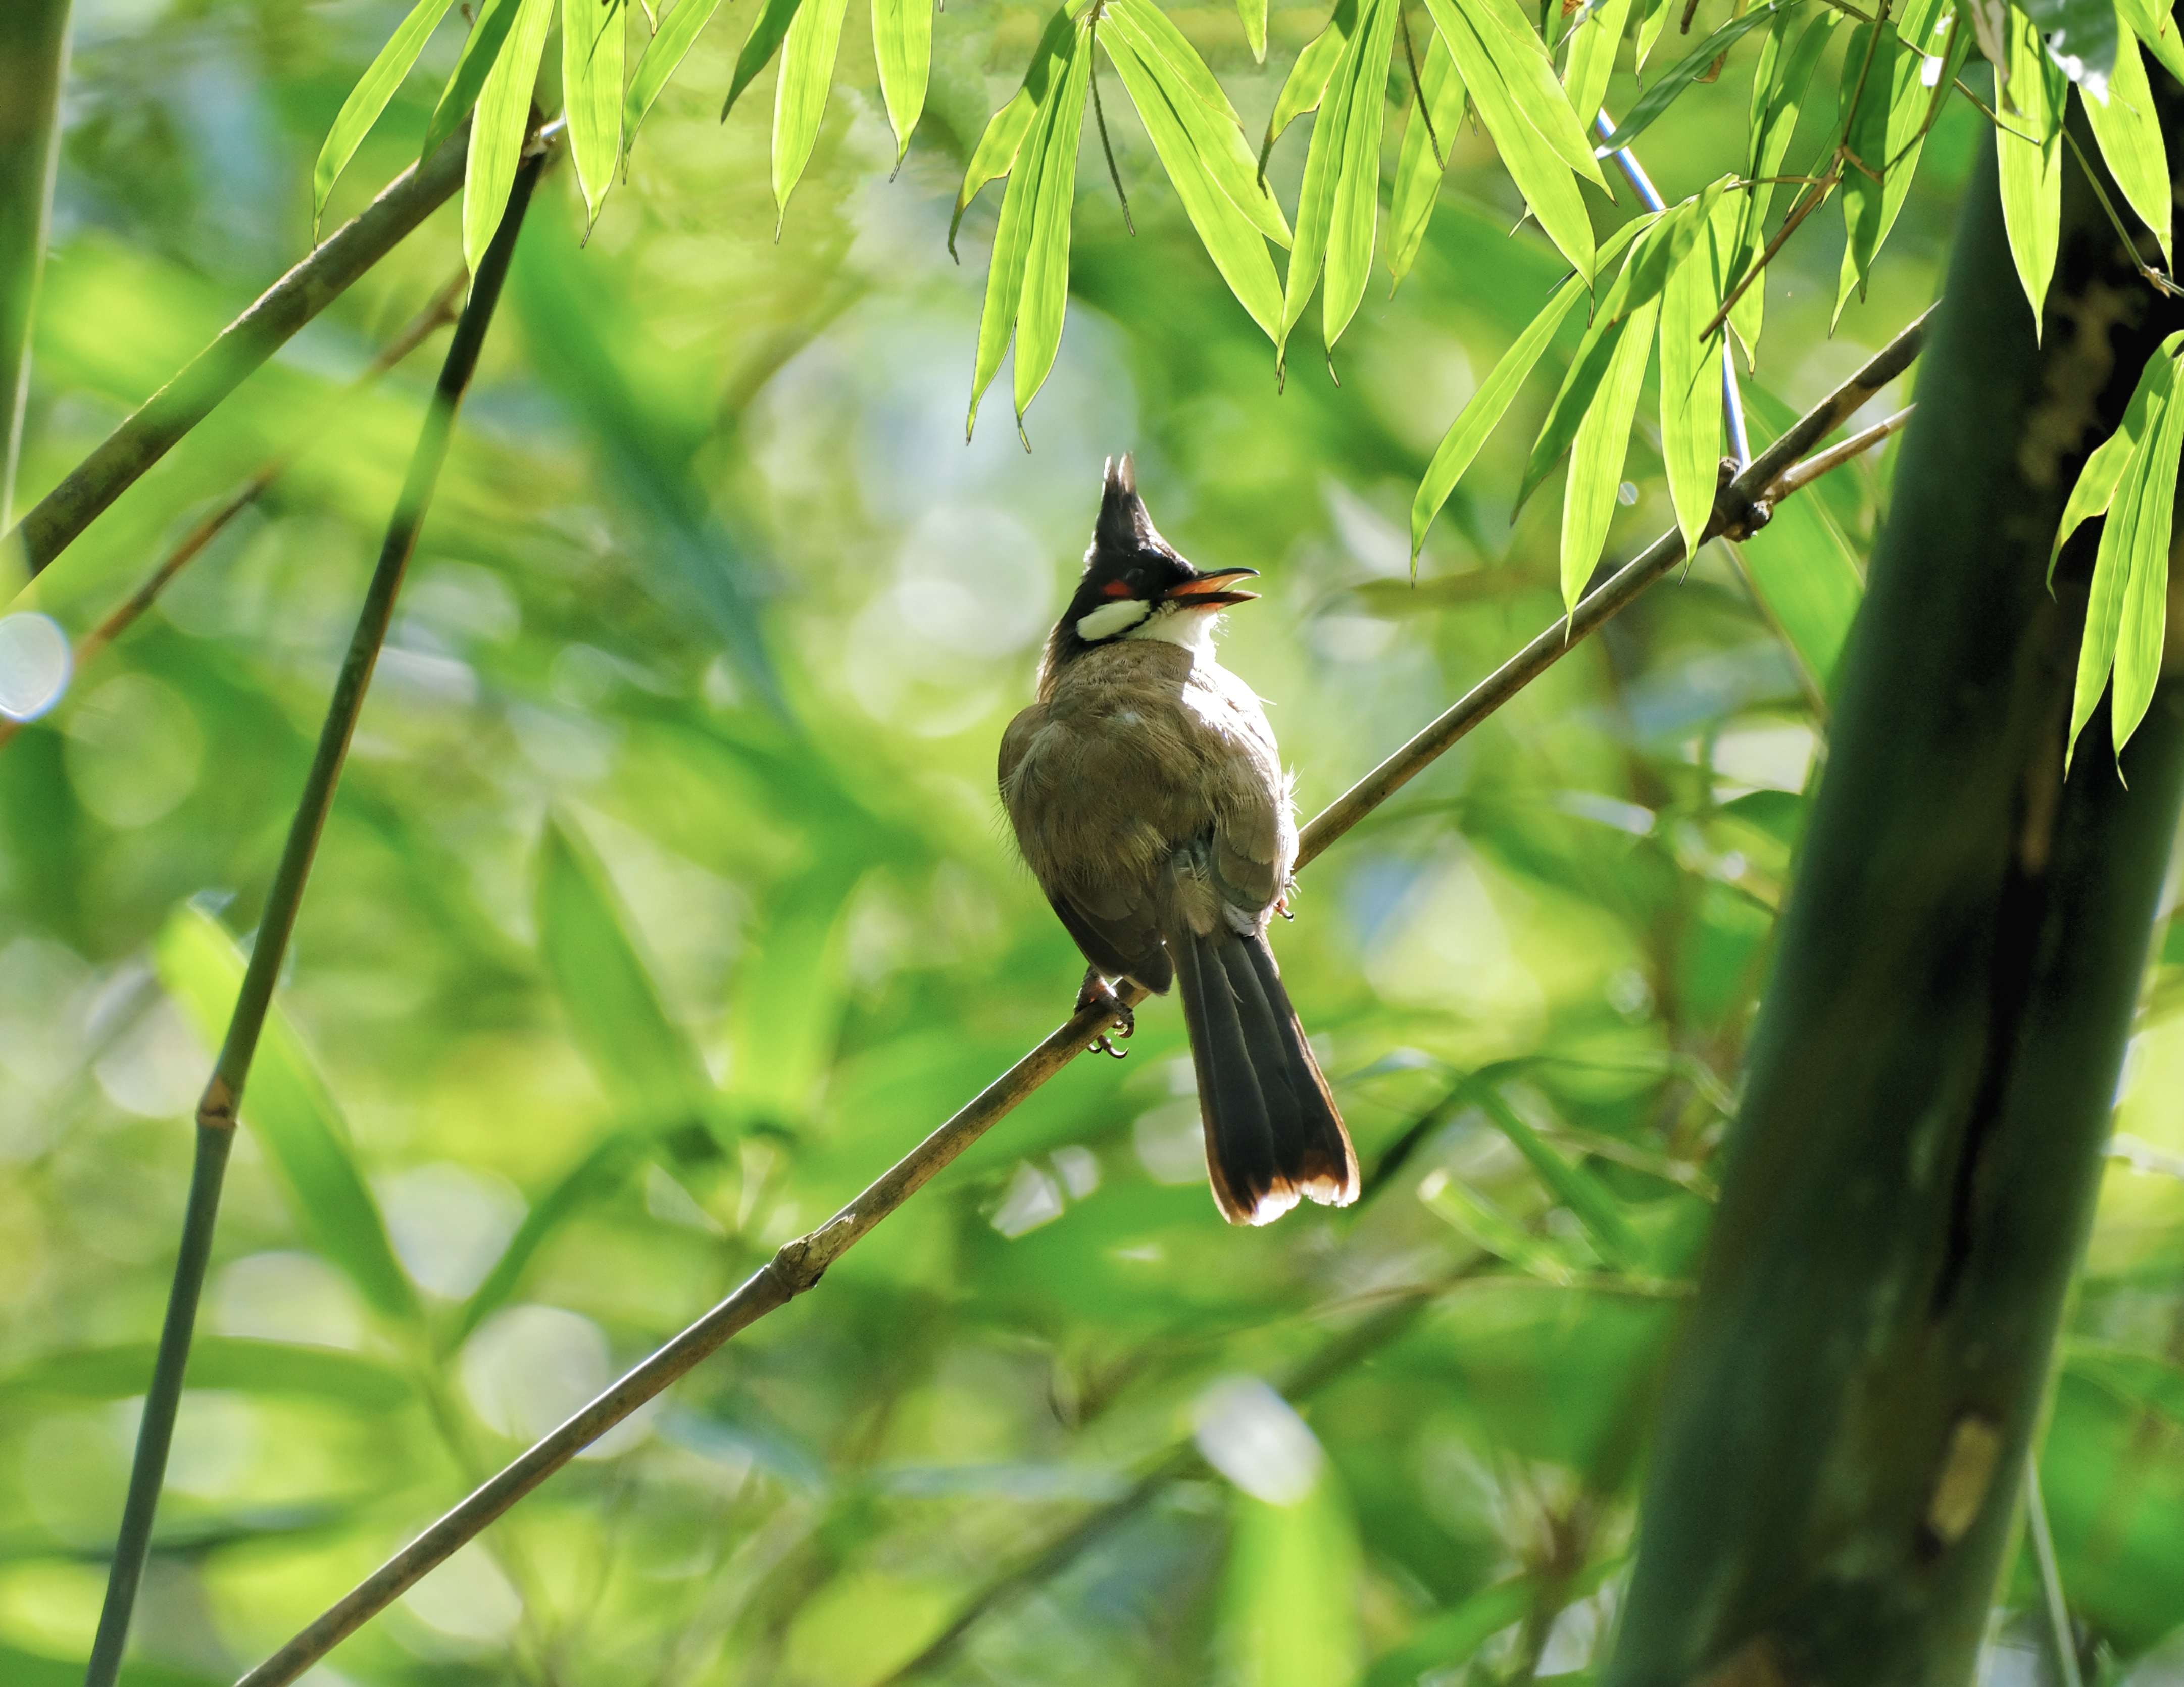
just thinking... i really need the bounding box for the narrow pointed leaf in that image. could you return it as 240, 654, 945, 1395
1426, 0, 1597, 278
1100, 17, 1286, 335
2022, 0, 2118, 95
1597, 0, 1805, 152
873, 0, 935, 161
1412, 276, 1586, 555
2051, 361, 2158, 579
2110, 350, 2184, 755
952, 9, 1077, 255
772, 0, 853, 224
1562, 0, 1634, 134
564, 0, 626, 226
625, 0, 726, 156
1421, 1170, 1580, 1280
1831, 20, 1898, 323
1455, 0, 1609, 184
421, 0, 522, 164
722, 0, 807, 122
1662, 191, 1734, 565
2117, 0, 2184, 84
463, 0, 556, 279
1561, 290, 1659, 608
1012, 33, 1095, 424
314, 0, 459, 232
1837, 0, 1970, 319
1238, 0, 1270, 61
156, 907, 420, 1323
1474, 1086, 1644, 1266
2083, 29, 2172, 269
1389, 27, 1467, 287
1996, 7, 2066, 332
1323, 0, 1404, 352
1262, 0, 1361, 166
1634, 0, 1675, 73
1280, 0, 1384, 354
1730, 6, 1835, 365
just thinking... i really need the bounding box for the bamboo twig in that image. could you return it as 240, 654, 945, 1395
2026, 1458, 2086, 1687
227, 306, 1935, 1687
0, 273, 464, 755
81, 149, 548, 1687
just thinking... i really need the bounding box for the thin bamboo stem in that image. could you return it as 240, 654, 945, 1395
227, 304, 1935, 1687
0, 273, 464, 755
81, 147, 546, 1687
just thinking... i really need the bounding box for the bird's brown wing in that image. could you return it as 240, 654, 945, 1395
1186, 661, 1295, 924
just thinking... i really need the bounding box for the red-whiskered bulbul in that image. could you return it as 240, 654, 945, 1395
999, 456, 1359, 1226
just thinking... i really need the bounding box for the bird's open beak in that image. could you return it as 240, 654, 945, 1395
1164, 568, 1260, 608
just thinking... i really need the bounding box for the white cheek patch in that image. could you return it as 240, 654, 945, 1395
1076, 597, 1152, 642
1126, 603, 1221, 656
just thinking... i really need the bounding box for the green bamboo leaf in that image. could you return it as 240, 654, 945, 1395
1831, 21, 1899, 323
2117, 0, 2184, 84
421, 0, 521, 164
463, 0, 556, 279
2022, 0, 2118, 94
1633, 0, 1674, 73
1473, 1086, 1644, 1266
1010, 31, 1093, 428
1261, 0, 1360, 168
564, 0, 626, 227
721, 0, 806, 122
1831, 0, 1968, 322
536, 818, 717, 1122
1388, 27, 1467, 288
1597, 0, 1805, 152
624, 0, 726, 157
1238, 0, 1270, 61
1562, 0, 1634, 134
1997, 6, 2067, 334
872, 0, 934, 162
1661, 191, 1735, 566
1560, 289, 1659, 609
2051, 360, 2158, 581
457, 1131, 650, 1339
1222, 1476, 1362, 1682
0, 1338, 415, 1412
1105, 0, 1290, 246
1733, 4, 1835, 331
155, 906, 420, 1323
1279, 0, 1393, 360
1411, 276, 1585, 556
1364, 1564, 1623, 1687
313, 0, 458, 234
1425, 0, 1597, 279
2110, 350, 2184, 757
2083, 28, 2172, 270
1730, 482, 1865, 693
1322, 0, 1404, 352
1453, 0, 1609, 184
771, 0, 853, 227
951, 8, 1077, 256
2066, 339, 2182, 767
1099, 17, 1286, 337
1419, 1167, 1578, 1280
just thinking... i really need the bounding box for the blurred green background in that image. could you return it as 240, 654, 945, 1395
3, 0, 2182, 1682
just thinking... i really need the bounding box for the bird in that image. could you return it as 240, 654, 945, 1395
998, 455, 1358, 1227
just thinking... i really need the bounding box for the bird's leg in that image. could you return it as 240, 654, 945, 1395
1076, 967, 1135, 1058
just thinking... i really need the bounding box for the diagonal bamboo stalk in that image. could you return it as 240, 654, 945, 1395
81, 147, 548, 1687
228, 306, 1934, 1687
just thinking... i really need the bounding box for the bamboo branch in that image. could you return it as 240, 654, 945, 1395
81, 150, 547, 1687
227, 305, 1934, 1687
0, 273, 464, 755
4, 123, 478, 582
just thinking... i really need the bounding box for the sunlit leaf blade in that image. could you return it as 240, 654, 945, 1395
1561, 290, 1659, 610
1412, 277, 1585, 555
1833, 0, 1969, 320
1831, 21, 1898, 323
1011, 32, 1094, 425
625, 0, 726, 157
2051, 360, 2158, 580
2066, 338, 2181, 766
1661, 193, 1733, 566
1322, 0, 1403, 352
537, 818, 717, 1122
1222, 1479, 1363, 1684
1279, 0, 1387, 358
1100, 17, 1286, 337
1261, 0, 1360, 167
1562, 0, 1634, 134
1389, 28, 1467, 288
463, 0, 556, 279
564, 0, 626, 227
1473, 1085, 1644, 1265
2117, 0, 2184, 84
156, 906, 420, 1323
2083, 29, 2173, 269
771, 0, 853, 226
1597, 0, 1804, 152
1237, 0, 1269, 61
422, 0, 521, 164
457, 1131, 650, 1339
1106, 0, 1291, 246
1633, 0, 1674, 74
314, 0, 458, 234
2109, 351, 2184, 756
1454, 0, 1609, 184
2022, 0, 2119, 95
721, 0, 806, 122
873, 0, 934, 162
1425, 0, 1597, 279
1996, 6, 2066, 334
952, 9, 1076, 256
1730, 5, 1835, 366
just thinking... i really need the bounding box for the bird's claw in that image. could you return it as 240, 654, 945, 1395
1076, 970, 1135, 1058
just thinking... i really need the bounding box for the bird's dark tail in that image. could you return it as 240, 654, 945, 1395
1170, 920, 1358, 1226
